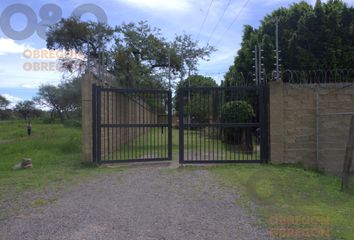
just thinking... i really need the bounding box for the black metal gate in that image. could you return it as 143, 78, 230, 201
92, 85, 172, 163
178, 84, 269, 164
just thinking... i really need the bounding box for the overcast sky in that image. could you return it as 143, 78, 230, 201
1, 0, 353, 106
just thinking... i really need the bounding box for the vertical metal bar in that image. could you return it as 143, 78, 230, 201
199, 92, 202, 161
142, 92, 145, 160
110, 90, 113, 161
179, 89, 185, 164
103, 91, 107, 161
140, 93, 143, 159
157, 93, 160, 158
120, 92, 123, 160
259, 84, 266, 163
149, 93, 152, 159
106, 91, 109, 161
114, 92, 119, 160
168, 90, 172, 160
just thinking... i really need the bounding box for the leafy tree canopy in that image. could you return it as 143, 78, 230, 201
14, 101, 40, 120
225, 0, 354, 85
174, 75, 217, 121
0, 95, 10, 110
46, 19, 215, 89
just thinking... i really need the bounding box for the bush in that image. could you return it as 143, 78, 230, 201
221, 100, 255, 123
221, 101, 255, 147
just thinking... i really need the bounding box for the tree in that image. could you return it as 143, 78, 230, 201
0, 95, 10, 110
46, 17, 115, 73
14, 101, 40, 120
0, 95, 12, 120
35, 78, 81, 121
172, 34, 215, 82
174, 75, 217, 123
46, 19, 215, 89
224, 0, 354, 85
112, 22, 215, 88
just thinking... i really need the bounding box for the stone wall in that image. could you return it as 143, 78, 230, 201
269, 82, 354, 174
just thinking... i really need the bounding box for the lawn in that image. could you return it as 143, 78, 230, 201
0, 120, 123, 217
1, 120, 353, 239
210, 164, 354, 240
102, 128, 259, 162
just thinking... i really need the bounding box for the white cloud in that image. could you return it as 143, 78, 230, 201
0, 38, 30, 56
116, 0, 192, 12
21, 83, 40, 89
1, 93, 23, 108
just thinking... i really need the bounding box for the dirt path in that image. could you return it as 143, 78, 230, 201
0, 166, 272, 240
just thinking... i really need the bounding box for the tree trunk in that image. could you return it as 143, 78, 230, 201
341, 115, 354, 192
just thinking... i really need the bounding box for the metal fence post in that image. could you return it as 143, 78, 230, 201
168, 90, 173, 160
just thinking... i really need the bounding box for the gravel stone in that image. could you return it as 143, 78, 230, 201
0, 166, 272, 240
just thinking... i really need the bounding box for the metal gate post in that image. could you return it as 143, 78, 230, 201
259, 84, 269, 163
168, 90, 173, 160
96, 86, 102, 164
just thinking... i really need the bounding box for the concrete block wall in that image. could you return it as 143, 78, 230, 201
81, 73, 158, 163
269, 82, 354, 175
99, 90, 157, 160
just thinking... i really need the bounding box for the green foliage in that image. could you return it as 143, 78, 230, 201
35, 77, 81, 121
14, 101, 41, 120
46, 18, 215, 89
221, 101, 255, 144
0, 109, 15, 120
174, 75, 217, 123
0, 95, 10, 110
47, 17, 115, 59
225, 0, 354, 85
221, 101, 255, 123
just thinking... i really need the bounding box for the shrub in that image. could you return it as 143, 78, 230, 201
221, 100, 255, 123
221, 101, 255, 148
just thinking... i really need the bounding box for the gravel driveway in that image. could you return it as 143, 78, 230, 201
0, 165, 272, 240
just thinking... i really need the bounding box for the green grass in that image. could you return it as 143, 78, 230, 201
0, 120, 123, 199
103, 128, 259, 161
209, 164, 354, 239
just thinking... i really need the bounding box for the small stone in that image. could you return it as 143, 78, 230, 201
21, 159, 33, 169
13, 158, 33, 170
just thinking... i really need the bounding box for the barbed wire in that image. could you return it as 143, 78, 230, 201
281, 69, 354, 84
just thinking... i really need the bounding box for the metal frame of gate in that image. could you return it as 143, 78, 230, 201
178, 84, 269, 164
92, 85, 172, 164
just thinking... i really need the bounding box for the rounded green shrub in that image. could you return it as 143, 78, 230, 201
221, 100, 255, 146
221, 100, 255, 123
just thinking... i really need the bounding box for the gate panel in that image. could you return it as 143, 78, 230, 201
179, 86, 268, 164
93, 86, 172, 163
